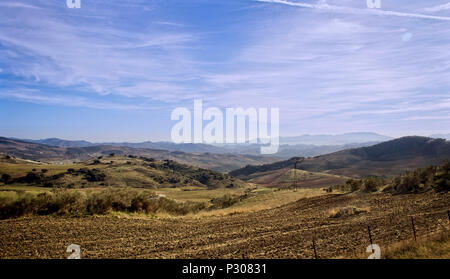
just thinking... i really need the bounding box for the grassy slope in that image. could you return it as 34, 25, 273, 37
0, 155, 247, 190
230, 136, 450, 179
245, 168, 349, 188
383, 232, 450, 259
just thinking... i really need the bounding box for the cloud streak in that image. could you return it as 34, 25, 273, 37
423, 2, 450, 13
256, 0, 450, 21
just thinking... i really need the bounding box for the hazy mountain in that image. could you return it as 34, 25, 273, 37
17, 138, 237, 153
280, 132, 392, 145
0, 137, 279, 172
230, 136, 450, 179
103, 141, 226, 154
16, 135, 384, 158
21, 138, 94, 148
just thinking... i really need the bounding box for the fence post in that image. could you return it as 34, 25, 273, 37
447, 210, 450, 225
367, 225, 373, 247
411, 216, 417, 241
312, 235, 318, 259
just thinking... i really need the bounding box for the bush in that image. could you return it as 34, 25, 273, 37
78, 168, 106, 182
210, 194, 246, 209
362, 177, 385, 193
1, 173, 12, 183
383, 161, 449, 194
346, 179, 362, 192
328, 206, 368, 218
0, 187, 209, 219
15, 172, 44, 185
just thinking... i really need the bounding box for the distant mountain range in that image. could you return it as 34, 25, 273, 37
230, 136, 450, 179
3, 134, 449, 175
19, 132, 391, 148
13, 132, 395, 159
279, 132, 393, 145
0, 137, 279, 172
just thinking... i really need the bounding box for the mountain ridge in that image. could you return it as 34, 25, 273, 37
0, 137, 279, 172
230, 136, 450, 179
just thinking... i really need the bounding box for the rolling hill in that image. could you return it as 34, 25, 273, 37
0, 154, 247, 189
230, 136, 450, 179
0, 137, 279, 172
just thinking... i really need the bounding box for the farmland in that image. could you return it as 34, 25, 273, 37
0, 190, 448, 259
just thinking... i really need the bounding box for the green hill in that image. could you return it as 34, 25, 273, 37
0, 155, 247, 189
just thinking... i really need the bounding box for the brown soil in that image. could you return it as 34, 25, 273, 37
0, 191, 449, 259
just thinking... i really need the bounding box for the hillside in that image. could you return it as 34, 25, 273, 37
0, 154, 247, 189
230, 136, 450, 179
244, 168, 349, 188
0, 137, 279, 172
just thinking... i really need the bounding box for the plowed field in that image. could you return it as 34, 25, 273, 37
1, 192, 449, 258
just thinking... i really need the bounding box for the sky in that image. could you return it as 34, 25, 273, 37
0, 0, 450, 142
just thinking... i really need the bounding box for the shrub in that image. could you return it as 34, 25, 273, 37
362, 177, 385, 193
78, 168, 106, 182
0, 187, 208, 219
15, 172, 44, 185
346, 179, 362, 192
328, 206, 368, 218
1, 173, 12, 183
210, 194, 245, 209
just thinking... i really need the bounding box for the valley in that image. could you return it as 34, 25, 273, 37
0, 135, 449, 259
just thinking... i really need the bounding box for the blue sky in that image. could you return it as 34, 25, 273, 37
0, 0, 450, 142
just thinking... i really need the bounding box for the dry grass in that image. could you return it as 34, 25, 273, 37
383, 231, 450, 259
328, 206, 369, 218
154, 186, 249, 203
189, 187, 325, 217
0, 162, 88, 178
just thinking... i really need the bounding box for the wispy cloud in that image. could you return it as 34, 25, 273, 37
256, 0, 450, 21
0, 0, 449, 138
0, 89, 151, 110
423, 2, 450, 13
0, 2, 42, 10
0, 3, 200, 103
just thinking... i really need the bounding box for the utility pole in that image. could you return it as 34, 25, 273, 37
293, 160, 298, 190
292, 158, 304, 190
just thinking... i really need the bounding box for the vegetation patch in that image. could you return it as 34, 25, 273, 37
328, 206, 368, 218
0, 188, 209, 219
327, 160, 450, 194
